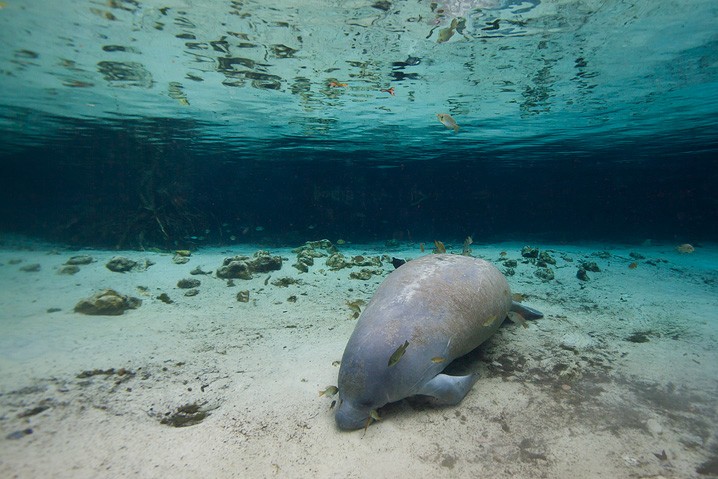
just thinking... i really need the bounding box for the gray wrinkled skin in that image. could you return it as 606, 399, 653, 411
336, 254, 524, 430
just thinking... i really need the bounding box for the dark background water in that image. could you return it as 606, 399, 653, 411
1, 118, 716, 249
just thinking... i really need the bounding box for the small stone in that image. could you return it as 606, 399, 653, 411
271, 277, 299, 287
326, 253, 349, 270
292, 261, 309, 273
106, 256, 138, 273
19, 263, 41, 272
350, 268, 381, 280
580, 261, 601, 272
177, 278, 201, 289
521, 246, 539, 258
157, 293, 173, 304
184, 289, 199, 297
576, 269, 589, 281
538, 251, 556, 265
190, 266, 211, 275
534, 267, 554, 281
236, 290, 250, 302
58, 265, 80, 275
6, 428, 33, 440
172, 255, 190, 264
74, 289, 142, 316
65, 255, 93, 265
646, 418, 663, 435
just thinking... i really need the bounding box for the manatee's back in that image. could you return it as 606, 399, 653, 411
338, 254, 512, 403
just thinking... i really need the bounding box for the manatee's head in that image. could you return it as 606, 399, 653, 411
335, 395, 373, 430
335, 354, 387, 430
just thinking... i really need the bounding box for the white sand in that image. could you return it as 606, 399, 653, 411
1, 237, 717, 478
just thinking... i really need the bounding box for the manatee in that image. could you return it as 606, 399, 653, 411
335, 254, 542, 430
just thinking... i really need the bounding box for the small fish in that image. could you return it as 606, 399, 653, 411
628, 262, 638, 269
431, 356, 446, 364
380, 87, 395, 95
329, 399, 336, 409
328, 81, 347, 88
437, 113, 459, 132
388, 340, 409, 367
362, 409, 382, 434
419, 242, 425, 253
437, 18, 458, 43
319, 385, 338, 397
676, 243, 694, 254
434, 240, 446, 254
507, 311, 529, 329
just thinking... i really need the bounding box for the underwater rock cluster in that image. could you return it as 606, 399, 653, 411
216, 250, 283, 279
74, 289, 142, 316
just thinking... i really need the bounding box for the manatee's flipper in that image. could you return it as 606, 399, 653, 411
416, 373, 479, 406
510, 301, 543, 320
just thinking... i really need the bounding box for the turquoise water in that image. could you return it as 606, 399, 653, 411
0, 0, 716, 245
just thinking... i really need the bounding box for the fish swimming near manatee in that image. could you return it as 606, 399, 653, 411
437, 113, 459, 132
335, 254, 543, 430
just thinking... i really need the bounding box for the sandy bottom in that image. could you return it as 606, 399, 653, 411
0, 237, 717, 478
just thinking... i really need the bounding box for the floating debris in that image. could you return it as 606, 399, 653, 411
168, 81, 190, 105
380, 87, 395, 95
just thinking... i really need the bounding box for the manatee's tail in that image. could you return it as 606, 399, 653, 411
506, 302, 543, 328
510, 301, 544, 320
